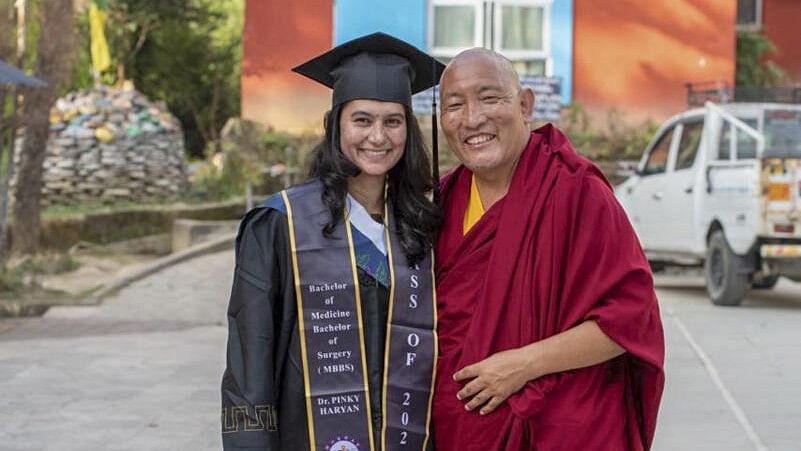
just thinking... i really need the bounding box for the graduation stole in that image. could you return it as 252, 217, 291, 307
280, 183, 437, 451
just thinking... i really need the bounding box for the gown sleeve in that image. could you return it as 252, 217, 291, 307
221, 207, 291, 450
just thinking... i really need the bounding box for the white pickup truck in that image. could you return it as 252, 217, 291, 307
615, 102, 801, 306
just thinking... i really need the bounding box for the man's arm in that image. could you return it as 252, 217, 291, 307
453, 320, 624, 415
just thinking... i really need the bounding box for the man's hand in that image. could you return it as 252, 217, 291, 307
452, 321, 626, 416
453, 348, 534, 415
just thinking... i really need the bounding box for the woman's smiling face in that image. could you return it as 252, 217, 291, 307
339, 99, 407, 181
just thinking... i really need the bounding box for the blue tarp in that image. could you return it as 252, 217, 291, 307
0, 59, 46, 88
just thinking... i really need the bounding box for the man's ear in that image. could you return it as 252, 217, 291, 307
520, 87, 535, 123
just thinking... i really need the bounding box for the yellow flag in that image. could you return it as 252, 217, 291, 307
89, 3, 111, 73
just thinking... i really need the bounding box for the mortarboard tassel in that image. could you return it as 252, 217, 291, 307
432, 60, 440, 205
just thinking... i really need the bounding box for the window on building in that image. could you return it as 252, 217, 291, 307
737, 0, 762, 29
430, 0, 484, 58
496, 1, 550, 76
433, 7, 475, 48
429, 0, 551, 76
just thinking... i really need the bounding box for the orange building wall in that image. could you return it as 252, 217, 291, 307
762, 0, 801, 84
573, 0, 736, 124
241, 0, 333, 133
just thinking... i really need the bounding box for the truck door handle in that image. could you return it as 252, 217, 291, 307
652, 192, 663, 200
685, 186, 694, 194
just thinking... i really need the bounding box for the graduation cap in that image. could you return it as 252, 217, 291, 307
292, 32, 445, 195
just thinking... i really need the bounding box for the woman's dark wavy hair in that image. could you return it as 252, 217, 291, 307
308, 103, 440, 266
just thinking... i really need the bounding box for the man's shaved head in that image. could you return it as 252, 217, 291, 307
442, 48, 522, 93
438, 47, 535, 184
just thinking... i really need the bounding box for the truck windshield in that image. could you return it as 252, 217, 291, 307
763, 109, 801, 158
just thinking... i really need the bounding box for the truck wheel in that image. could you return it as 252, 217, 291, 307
705, 230, 748, 306
752, 275, 779, 290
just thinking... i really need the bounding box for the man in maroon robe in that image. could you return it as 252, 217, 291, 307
433, 48, 665, 450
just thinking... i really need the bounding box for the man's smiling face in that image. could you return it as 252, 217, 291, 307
439, 50, 533, 180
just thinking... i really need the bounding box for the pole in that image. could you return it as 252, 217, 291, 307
0, 0, 27, 263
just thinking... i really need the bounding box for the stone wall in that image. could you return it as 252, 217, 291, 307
12, 86, 188, 206
8, 198, 247, 251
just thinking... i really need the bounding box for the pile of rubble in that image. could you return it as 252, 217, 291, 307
13, 85, 188, 206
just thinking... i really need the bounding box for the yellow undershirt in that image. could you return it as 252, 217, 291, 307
463, 173, 485, 234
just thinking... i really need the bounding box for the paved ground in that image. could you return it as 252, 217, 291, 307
653, 273, 801, 451
0, 250, 232, 451
1, 251, 800, 450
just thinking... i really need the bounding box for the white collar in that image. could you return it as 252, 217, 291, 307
346, 194, 387, 256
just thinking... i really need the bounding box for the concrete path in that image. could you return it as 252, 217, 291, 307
2, 252, 801, 450
0, 250, 233, 451
652, 274, 801, 451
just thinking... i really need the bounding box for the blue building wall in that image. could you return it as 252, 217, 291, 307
551, 0, 573, 104
335, 0, 572, 104
334, 0, 428, 49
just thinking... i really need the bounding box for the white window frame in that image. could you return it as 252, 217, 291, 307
428, 0, 485, 59
736, 0, 763, 31
493, 0, 552, 76
427, 0, 552, 76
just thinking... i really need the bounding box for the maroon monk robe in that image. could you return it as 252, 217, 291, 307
434, 124, 665, 451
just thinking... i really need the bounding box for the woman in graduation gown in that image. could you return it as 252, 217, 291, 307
221, 33, 444, 451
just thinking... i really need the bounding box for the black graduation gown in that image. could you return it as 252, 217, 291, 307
221, 207, 390, 451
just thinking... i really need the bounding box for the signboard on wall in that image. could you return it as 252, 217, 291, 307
521, 76, 562, 122
411, 88, 439, 117
412, 76, 562, 122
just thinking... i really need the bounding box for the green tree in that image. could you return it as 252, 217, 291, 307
69, 0, 243, 157
132, 5, 241, 157
0, 0, 18, 263
736, 31, 786, 87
